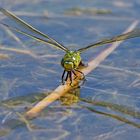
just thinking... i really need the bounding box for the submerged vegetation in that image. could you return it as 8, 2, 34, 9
0, 89, 140, 138
0, 1, 140, 139
64, 7, 112, 16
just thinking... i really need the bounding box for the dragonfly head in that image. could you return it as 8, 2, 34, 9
61, 51, 81, 71
62, 61, 74, 71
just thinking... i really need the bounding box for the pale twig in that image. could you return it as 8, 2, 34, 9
25, 20, 139, 118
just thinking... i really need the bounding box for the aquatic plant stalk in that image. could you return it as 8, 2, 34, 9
25, 20, 138, 118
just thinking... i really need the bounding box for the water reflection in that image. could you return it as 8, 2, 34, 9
0, 88, 139, 138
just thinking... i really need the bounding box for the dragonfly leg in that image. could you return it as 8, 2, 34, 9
69, 71, 73, 85
79, 61, 88, 67
62, 71, 73, 85
72, 70, 78, 79
74, 69, 85, 80
61, 70, 66, 84
74, 69, 86, 86
65, 71, 69, 82
62, 70, 85, 85
79, 61, 85, 66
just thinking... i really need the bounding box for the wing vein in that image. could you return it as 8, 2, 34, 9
78, 29, 140, 52
0, 7, 68, 52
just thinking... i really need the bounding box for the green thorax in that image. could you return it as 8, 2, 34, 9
61, 51, 81, 71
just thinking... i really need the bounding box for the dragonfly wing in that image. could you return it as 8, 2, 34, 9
1, 22, 61, 49
0, 7, 68, 52
78, 29, 140, 53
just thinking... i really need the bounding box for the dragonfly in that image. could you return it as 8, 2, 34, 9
0, 7, 140, 84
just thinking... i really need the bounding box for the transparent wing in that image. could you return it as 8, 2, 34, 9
0, 7, 68, 52
78, 29, 140, 53
1, 23, 61, 49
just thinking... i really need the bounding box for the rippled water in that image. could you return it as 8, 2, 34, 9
0, 0, 140, 140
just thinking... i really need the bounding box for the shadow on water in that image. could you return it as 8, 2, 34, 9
0, 87, 140, 137
80, 99, 140, 129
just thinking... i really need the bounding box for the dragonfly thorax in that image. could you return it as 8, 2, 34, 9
61, 51, 81, 71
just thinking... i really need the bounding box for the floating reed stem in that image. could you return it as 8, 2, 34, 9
25, 20, 138, 118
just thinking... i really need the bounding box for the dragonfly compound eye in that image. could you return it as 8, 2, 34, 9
63, 61, 74, 71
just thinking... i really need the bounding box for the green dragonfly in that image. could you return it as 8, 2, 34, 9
0, 7, 140, 84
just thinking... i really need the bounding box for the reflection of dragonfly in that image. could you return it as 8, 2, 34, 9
0, 7, 140, 84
